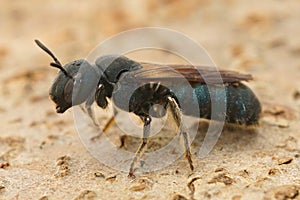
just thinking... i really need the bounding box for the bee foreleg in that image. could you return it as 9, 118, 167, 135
129, 116, 151, 177
79, 103, 97, 127
167, 96, 194, 171
85, 101, 100, 128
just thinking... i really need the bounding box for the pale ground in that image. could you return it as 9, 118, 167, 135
0, 1, 300, 200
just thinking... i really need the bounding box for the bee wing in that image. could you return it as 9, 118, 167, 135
130, 62, 253, 84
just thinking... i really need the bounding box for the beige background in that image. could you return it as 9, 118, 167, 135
0, 0, 300, 199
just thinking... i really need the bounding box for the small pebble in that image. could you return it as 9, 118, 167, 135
278, 157, 293, 165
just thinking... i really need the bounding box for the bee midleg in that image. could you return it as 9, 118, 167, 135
90, 109, 118, 141
103, 116, 115, 132
129, 115, 151, 177
167, 96, 194, 171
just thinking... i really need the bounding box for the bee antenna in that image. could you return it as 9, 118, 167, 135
35, 39, 73, 79
35, 39, 62, 66
50, 62, 73, 79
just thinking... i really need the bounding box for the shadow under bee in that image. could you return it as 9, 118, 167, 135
117, 118, 259, 155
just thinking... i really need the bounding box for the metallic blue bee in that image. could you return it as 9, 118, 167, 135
35, 40, 261, 177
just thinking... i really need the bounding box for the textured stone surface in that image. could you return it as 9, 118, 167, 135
0, 1, 299, 199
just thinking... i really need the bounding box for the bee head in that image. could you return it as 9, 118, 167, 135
49, 60, 81, 113
35, 40, 99, 113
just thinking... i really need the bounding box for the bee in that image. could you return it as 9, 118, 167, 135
35, 40, 261, 177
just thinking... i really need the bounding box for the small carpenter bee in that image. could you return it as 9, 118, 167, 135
35, 40, 261, 177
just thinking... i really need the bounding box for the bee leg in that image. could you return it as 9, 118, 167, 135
85, 103, 100, 128
90, 109, 118, 141
89, 116, 116, 141
119, 135, 127, 148
79, 96, 100, 128
129, 116, 151, 177
79, 104, 97, 127
167, 96, 194, 171
102, 116, 115, 132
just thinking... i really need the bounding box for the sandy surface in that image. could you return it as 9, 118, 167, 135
0, 1, 300, 199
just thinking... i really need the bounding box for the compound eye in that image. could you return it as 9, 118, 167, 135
64, 79, 74, 103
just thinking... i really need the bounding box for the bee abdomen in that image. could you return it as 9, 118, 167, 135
190, 83, 261, 126
225, 84, 261, 125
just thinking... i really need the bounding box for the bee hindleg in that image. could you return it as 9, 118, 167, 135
129, 116, 151, 177
167, 97, 194, 171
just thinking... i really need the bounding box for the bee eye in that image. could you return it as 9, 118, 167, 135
64, 79, 74, 103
